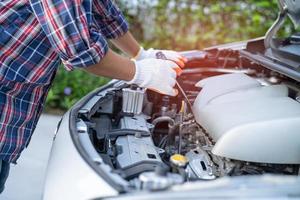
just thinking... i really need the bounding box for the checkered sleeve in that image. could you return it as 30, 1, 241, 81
30, 0, 109, 71
93, 0, 129, 39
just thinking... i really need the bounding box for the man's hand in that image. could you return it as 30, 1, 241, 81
84, 50, 179, 96
134, 47, 187, 68
127, 59, 179, 96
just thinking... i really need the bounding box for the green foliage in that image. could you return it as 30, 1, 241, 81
46, 0, 297, 111
46, 67, 109, 111
118, 0, 296, 50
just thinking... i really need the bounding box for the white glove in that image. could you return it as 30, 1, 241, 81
134, 47, 187, 68
127, 59, 179, 96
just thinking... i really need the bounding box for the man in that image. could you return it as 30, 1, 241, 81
0, 0, 186, 193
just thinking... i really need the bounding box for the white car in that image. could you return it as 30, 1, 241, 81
43, 1, 300, 199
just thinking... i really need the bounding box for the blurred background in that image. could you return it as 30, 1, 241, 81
45, 0, 298, 113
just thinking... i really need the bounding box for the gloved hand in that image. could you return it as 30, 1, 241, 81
127, 58, 179, 96
133, 47, 187, 69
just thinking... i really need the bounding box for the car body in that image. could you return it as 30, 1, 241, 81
43, 1, 300, 199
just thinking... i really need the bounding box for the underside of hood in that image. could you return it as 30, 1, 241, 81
280, 0, 300, 28
263, 0, 300, 68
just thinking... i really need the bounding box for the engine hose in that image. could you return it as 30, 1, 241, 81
152, 116, 175, 131
152, 116, 178, 154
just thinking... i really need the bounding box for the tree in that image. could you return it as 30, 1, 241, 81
117, 0, 295, 50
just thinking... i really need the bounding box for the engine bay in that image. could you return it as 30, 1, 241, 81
78, 48, 300, 191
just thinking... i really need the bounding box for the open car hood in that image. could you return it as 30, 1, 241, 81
280, 0, 300, 27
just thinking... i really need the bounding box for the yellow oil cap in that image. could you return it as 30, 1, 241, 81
170, 154, 188, 167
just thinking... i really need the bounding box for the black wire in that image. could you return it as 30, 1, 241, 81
158, 135, 168, 148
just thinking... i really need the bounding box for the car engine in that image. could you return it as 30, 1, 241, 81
83, 50, 300, 191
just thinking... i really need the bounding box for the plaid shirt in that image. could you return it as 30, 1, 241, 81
0, 0, 128, 163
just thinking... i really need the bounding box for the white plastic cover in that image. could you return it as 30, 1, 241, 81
193, 74, 300, 164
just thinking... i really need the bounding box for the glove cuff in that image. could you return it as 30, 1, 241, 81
132, 47, 144, 60
133, 47, 156, 61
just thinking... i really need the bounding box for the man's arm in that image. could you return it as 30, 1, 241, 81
92, 0, 186, 66
110, 32, 141, 58
84, 49, 135, 81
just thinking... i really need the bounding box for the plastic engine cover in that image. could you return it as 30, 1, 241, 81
116, 135, 164, 178
193, 73, 300, 164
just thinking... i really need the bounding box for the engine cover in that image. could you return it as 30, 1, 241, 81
116, 135, 165, 178
193, 74, 300, 164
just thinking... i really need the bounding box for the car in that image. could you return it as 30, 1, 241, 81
43, 1, 300, 199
